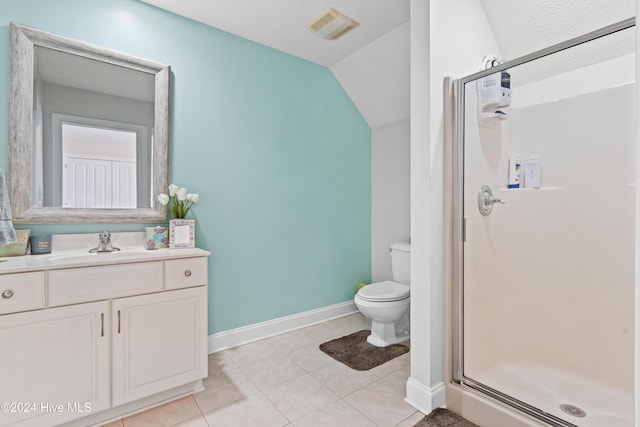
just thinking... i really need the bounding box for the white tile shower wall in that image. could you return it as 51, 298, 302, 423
463, 65, 635, 394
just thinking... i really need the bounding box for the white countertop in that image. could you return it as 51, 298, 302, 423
0, 232, 210, 274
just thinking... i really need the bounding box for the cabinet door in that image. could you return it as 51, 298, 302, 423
112, 287, 207, 406
0, 301, 110, 427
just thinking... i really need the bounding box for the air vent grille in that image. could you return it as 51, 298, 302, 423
309, 11, 336, 32
307, 8, 359, 40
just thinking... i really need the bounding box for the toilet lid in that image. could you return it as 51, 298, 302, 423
358, 281, 410, 302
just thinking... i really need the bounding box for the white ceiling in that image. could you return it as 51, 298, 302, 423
481, 0, 636, 87
138, 0, 636, 129
139, 0, 410, 67
480, 0, 636, 61
330, 22, 410, 128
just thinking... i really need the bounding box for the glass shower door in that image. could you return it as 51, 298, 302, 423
455, 23, 635, 427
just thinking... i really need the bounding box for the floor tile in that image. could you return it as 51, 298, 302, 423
380, 365, 411, 391
248, 356, 307, 389
208, 351, 240, 376
170, 415, 209, 427
292, 399, 377, 427
224, 339, 281, 371
122, 396, 201, 427
288, 342, 335, 372
223, 340, 303, 384
194, 367, 260, 413
394, 411, 427, 427
343, 378, 417, 427
101, 420, 124, 427
111, 314, 416, 427
333, 313, 371, 331
369, 351, 410, 378
264, 328, 318, 353
262, 374, 340, 421
298, 322, 354, 346
310, 361, 379, 397
203, 392, 288, 427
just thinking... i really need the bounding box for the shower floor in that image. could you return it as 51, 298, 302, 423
471, 361, 633, 427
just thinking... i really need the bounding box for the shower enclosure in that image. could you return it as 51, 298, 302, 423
451, 19, 635, 427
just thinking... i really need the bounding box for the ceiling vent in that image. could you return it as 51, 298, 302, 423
307, 8, 360, 40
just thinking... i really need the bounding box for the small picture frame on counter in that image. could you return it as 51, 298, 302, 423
169, 219, 195, 248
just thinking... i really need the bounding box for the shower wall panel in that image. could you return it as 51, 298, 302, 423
463, 58, 635, 394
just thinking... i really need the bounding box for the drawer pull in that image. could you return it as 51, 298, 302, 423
184, 270, 192, 277
2, 290, 13, 299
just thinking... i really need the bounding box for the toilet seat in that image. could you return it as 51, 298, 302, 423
357, 281, 410, 302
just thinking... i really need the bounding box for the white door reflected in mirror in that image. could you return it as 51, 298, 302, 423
61, 123, 137, 209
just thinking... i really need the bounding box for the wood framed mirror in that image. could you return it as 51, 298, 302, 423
9, 23, 170, 223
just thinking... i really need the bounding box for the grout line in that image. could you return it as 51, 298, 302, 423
134, 314, 414, 427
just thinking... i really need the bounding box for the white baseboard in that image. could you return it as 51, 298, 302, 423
208, 301, 358, 353
405, 377, 446, 414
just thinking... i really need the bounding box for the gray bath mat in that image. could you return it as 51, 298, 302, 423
413, 408, 479, 427
318, 329, 408, 371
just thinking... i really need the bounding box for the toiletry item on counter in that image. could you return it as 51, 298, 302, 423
30, 234, 52, 254
525, 157, 541, 188
508, 155, 521, 189
145, 226, 169, 250
0, 229, 30, 257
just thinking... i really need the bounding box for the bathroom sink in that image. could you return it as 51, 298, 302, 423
38, 248, 153, 264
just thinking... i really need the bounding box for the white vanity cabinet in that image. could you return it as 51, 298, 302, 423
0, 301, 110, 427
112, 286, 207, 406
0, 248, 209, 427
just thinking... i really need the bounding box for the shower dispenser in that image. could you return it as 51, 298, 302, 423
479, 71, 511, 111
478, 56, 511, 121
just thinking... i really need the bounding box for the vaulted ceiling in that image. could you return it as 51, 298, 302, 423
139, 0, 635, 129
139, 0, 410, 67
139, 0, 410, 128
480, 0, 635, 61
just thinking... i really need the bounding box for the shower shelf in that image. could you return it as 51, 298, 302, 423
499, 187, 562, 191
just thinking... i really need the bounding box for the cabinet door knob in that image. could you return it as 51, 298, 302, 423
184, 270, 192, 277
2, 290, 14, 299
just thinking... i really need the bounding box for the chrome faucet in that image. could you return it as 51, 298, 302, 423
89, 231, 121, 253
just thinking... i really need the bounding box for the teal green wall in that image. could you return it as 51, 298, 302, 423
0, 0, 371, 334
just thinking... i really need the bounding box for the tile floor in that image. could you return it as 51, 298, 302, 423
102, 313, 426, 427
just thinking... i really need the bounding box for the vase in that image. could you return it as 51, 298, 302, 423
169, 219, 195, 248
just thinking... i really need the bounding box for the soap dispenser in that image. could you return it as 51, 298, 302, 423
478, 70, 511, 111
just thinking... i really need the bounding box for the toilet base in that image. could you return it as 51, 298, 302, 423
367, 315, 410, 347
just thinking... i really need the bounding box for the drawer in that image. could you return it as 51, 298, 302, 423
49, 261, 163, 306
0, 272, 45, 315
165, 257, 207, 290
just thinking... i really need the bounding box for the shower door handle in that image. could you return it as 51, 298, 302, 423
478, 185, 505, 216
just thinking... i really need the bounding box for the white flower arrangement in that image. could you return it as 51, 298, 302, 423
157, 183, 200, 219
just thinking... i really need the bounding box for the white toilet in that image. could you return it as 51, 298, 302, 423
354, 241, 411, 347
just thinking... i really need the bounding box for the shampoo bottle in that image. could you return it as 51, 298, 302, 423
508, 155, 521, 189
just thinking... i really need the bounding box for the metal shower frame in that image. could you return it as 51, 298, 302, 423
450, 17, 636, 427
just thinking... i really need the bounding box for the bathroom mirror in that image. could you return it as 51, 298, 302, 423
8, 23, 170, 223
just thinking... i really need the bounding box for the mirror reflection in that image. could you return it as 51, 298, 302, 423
61, 123, 137, 209
33, 45, 155, 210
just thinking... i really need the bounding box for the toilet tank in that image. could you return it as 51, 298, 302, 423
390, 241, 411, 285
